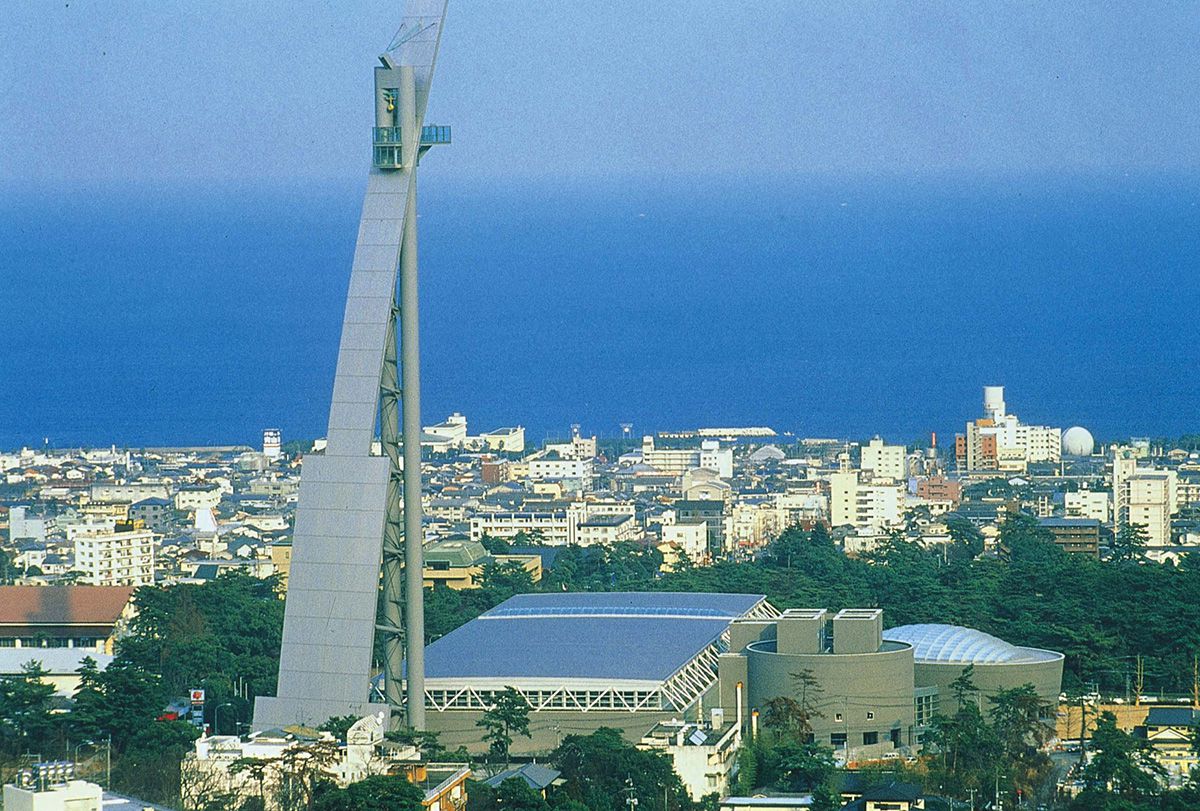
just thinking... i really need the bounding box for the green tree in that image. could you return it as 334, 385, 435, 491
271, 740, 341, 811
790, 669, 824, 740
493, 776, 549, 810
0, 660, 58, 757
771, 741, 838, 804
732, 745, 758, 794
0, 548, 18, 584
70, 658, 168, 753
927, 667, 1003, 801
1082, 712, 1164, 800
476, 559, 536, 599
112, 719, 201, 804
551, 727, 688, 811
1112, 523, 1150, 564
987, 684, 1052, 802
317, 715, 360, 743
312, 774, 424, 810
761, 696, 807, 741
946, 515, 984, 560
477, 687, 531, 767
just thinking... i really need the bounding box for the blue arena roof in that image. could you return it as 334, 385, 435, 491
424, 592, 766, 684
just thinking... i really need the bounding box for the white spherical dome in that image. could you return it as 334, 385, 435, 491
1062, 426, 1095, 457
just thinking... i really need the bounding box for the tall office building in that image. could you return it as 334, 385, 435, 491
255, 0, 450, 731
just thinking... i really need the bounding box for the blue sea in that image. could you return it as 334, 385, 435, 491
1, 173, 1197, 450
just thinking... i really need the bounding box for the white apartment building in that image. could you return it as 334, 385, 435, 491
661, 521, 708, 562
1017, 424, 1062, 464
1065, 490, 1110, 523
860, 437, 906, 482
958, 387, 1061, 471
175, 482, 223, 512
262, 428, 282, 460
478, 426, 525, 453
8, 506, 48, 543
640, 437, 733, 479
90, 481, 170, 504
545, 434, 597, 460
829, 471, 903, 530
527, 456, 593, 484
75, 523, 156, 586
578, 500, 637, 520
469, 510, 580, 546
639, 720, 740, 801
775, 492, 828, 527
575, 514, 639, 546
727, 500, 787, 548
424, 413, 469, 447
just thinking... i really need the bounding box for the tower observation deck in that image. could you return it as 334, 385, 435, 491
254, 0, 450, 733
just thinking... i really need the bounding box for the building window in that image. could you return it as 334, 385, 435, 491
890, 727, 902, 745
834, 713, 843, 722
863, 731, 878, 746
866, 711, 875, 720
831, 733, 847, 748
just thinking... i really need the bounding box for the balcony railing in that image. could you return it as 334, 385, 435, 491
372, 125, 451, 169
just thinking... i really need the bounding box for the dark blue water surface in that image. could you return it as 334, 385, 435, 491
1, 173, 1197, 449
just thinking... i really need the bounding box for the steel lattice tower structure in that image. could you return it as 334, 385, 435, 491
255, 0, 449, 731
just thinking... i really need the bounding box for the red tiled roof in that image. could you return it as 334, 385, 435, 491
0, 586, 135, 627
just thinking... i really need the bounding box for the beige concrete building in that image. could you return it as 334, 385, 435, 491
861, 437, 906, 482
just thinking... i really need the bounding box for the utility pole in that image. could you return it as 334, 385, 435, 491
624, 777, 643, 806
1078, 696, 1088, 767
1135, 655, 1144, 705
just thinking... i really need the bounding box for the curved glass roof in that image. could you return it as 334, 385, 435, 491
883, 623, 1059, 664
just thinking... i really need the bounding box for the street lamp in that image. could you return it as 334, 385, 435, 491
73, 740, 91, 767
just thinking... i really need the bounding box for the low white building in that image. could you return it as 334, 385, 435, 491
182, 715, 469, 811
89, 481, 170, 504
469, 510, 579, 546
478, 426, 525, 453
4, 774, 102, 811
424, 413, 469, 447
640, 437, 734, 479
638, 720, 740, 801
575, 513, 638, 546
1064, 490, 1110, 523
175, 482, 223, 512
527, 456, 593, 484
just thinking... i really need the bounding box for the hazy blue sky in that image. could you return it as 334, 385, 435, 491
3, 1, 1198, 186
